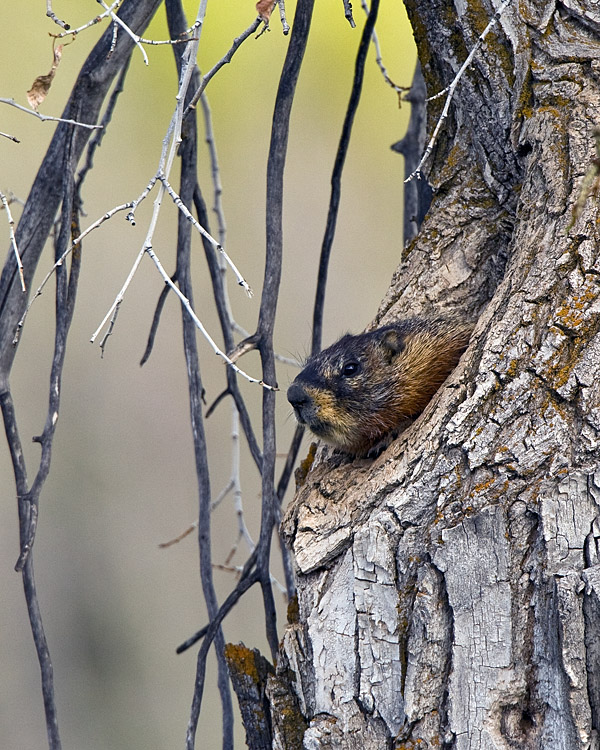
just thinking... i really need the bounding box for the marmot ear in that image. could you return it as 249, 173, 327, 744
378, 329, 405, 363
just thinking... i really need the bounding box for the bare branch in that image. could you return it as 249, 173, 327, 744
342, 0, 356, 27
200, 95, 227, 247
182, 1, 315, 744
0, 191, 25, 292
125, 176, 158, 224
277, 1, 290, 34
164, 5, 236, 743
52, 1, 121, 38
0, 97, 103, 130
312, 0, 380, 355
46, 0, 70, 30
92, 8, 206, 350
183, 17, 263, 117
0, 6, 165, 747
91, 12, 258, 355
52, 2, 196, 46
96, 0, 149, 64
360, 0, 409, 99
159, 521, 198, 548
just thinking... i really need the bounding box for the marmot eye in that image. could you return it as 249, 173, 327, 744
342, 361, 360, 377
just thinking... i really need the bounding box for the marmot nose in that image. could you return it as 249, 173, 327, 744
287, 382, 310, 411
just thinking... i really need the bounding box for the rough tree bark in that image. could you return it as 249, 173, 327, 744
266, 0, 600, 748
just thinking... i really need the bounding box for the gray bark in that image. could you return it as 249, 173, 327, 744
269, 0, 600, 747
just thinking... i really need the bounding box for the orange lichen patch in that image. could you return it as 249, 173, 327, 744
555, 283, 599, 329
395, 736, 433, 748
224, 643, 265, 682
505, 359, 519, 378
468, 475, 510, 504
473, 477, 496, 494
556, 304, 584, 329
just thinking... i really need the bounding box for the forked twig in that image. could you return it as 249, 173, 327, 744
144, 244, 276, 388
46, 0, 70, 30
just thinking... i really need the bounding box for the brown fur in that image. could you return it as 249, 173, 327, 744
287, 318, 474, 456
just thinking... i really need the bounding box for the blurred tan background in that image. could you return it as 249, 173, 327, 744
0, 1, 416, 747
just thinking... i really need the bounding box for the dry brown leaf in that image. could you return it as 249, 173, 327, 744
256, 0, 276, 22
27, 44, 63, 110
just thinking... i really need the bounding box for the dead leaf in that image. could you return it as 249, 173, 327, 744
27, 44, 63, 110
256, 0, 276, 22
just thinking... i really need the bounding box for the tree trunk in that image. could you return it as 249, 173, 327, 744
268, 0, 600, 747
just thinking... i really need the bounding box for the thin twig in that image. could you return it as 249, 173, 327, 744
52, 0, 194, 45
183, 17, 262, 117
0, 98, 103, 130
107, 20, 120, 58
126, 176, 158, 224
46, 0, 70, 30
342, 0, 356, 27
255, 0, 317, 656
89, 244, 145, 344
214, 559, 287, 594
52, 1, 121, 38
159, 521, 198, 548
139, 275, 176, 365
93, 15, 256, 351
16, 64, 135, 341
98, 301, 121, 357
405, 0, 512, 183
91, 153, 176, 346
134, 34, 196, 46
277, 0, 290, 34
311, 0, 380, 355
360, 0, 409, 99
1, 130, 20, 142
0, 192, 25, 292
223, 410, 255, 551
200, 95, 227, 246
97, 0, 149, 64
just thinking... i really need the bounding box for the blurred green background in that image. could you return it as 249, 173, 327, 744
0, 1, 416, 747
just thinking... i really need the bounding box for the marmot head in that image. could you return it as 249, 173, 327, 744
287, 319, 472, 455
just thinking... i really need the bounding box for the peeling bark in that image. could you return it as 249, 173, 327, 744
270, 0, 600, 747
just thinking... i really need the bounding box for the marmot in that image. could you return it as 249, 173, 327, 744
287, 318, 473, 456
